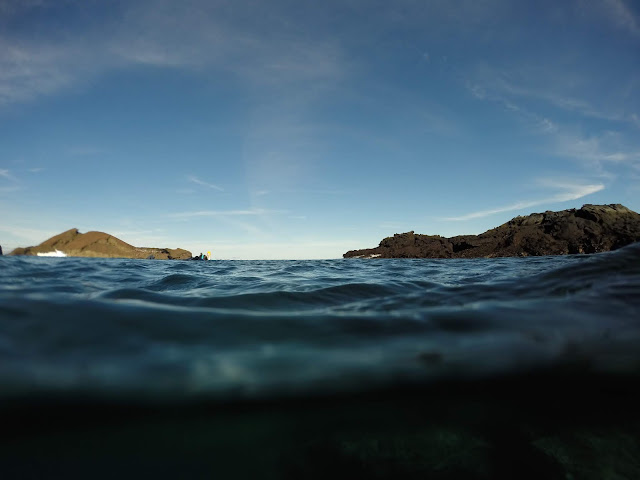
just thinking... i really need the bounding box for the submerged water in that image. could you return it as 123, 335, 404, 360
1, 245, 640, 478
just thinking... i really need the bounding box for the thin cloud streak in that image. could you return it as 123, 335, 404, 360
187, 175, 224, 191
496, 77, 629, 123
467, 80, 554, 132
169, 208, 284, 218
469, 65, 637, 129
443, 183, 605, 221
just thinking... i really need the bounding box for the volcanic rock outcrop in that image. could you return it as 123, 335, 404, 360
11, 228, 192, 260
344, 204, 640, 259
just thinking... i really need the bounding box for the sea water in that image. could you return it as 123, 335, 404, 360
1, 244, 640, 479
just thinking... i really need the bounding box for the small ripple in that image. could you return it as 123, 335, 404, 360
99, 288, 161, 303
146, 274, 198, 291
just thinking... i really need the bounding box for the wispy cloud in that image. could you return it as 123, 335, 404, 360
187, 175, 224, 191
443, 182, 605, 221
467, 55, 640, 139
169, 208, 283, 218
468, 69, 632, 127
467, 79, 553, 131
0, 38, 85, 105
468, 67, 640, 174
600, 0, 640, 37
0, 185, 20, 193
0, 168, 20, 193
0, 0, 346, 108
498, 77, 625, 122
554, 131, 640, 165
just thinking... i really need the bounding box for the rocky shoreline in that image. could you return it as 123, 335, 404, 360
344, 204, 640, 259
10, 228, 192, 260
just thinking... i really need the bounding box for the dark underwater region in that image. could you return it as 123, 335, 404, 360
3, 373, 640, 479
1, 243, 640, 479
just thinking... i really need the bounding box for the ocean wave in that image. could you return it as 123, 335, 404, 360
0, 244, 639, 401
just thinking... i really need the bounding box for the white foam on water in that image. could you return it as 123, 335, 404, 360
36, 250, 67, 257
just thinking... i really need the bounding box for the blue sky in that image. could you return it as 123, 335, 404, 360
1, 0, 639, 259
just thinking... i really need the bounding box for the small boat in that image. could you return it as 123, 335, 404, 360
37, 250, 67, 257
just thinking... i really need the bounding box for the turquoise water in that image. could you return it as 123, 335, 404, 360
1, 244, 640, 478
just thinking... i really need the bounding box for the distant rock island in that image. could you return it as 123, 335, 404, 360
344, 204, 640, 259
11, 228, 192, 260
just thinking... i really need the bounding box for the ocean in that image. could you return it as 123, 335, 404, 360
1, 244, 640, 479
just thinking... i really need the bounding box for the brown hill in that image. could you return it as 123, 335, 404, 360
11, 228, 192, 260
344, 204, 640, 259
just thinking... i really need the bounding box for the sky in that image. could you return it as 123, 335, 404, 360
1, 0, 639, 259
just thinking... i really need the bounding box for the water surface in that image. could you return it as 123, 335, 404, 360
1, 245, 639, 479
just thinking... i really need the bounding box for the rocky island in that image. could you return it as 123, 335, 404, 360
344, 204, 640, 259
11, 228, 192, 260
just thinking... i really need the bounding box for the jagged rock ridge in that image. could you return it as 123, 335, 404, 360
11, 228, 192, 260
344, 204, 640, 259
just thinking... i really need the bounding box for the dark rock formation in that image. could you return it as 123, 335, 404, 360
11, 228, 192, 260
344, 204, 640, 259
